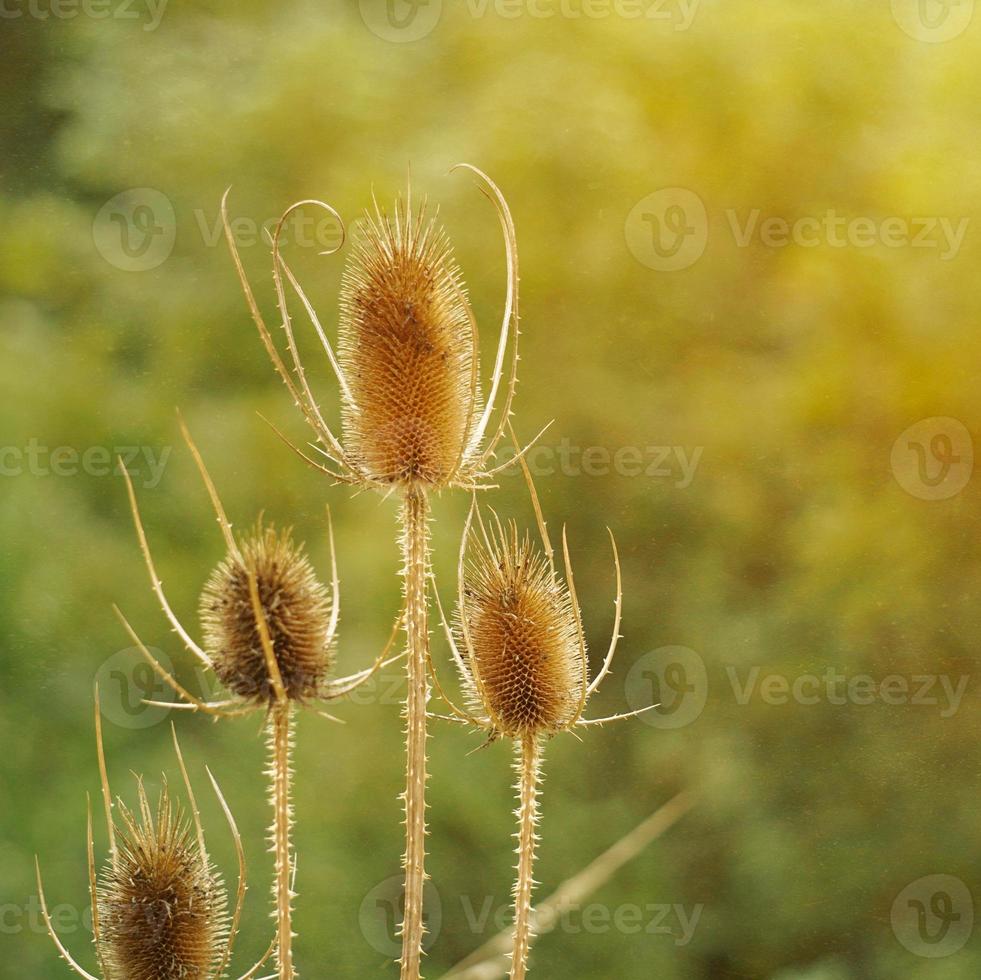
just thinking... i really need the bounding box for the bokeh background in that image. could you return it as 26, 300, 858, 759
2, 1, 981, 977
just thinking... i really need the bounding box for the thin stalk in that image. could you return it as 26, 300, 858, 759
400, 484, 431, 980
510, 735, 543, 980
268, 700, 295, 979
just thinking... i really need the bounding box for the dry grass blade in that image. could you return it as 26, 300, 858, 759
441, 791, 695, 980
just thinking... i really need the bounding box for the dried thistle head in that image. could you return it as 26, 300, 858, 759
221, 164, 526, 494
99, 784, 228, 980
35, 698, 273, 980
456, 516, 584, 739
200, 522, 333, 704
338, 194, 481, 487
431, 454, 657, 742
117, 417, 402, 723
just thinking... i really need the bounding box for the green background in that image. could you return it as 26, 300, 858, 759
2, 1, 980, 977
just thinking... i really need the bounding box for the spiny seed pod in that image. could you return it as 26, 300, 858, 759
338, 195, 481, 488
457, 519, 584, 739
98, 787, 228, 980
200, 523, 333, 703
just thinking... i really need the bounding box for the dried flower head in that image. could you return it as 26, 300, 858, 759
116, 416, 401, 723
99, 785, 227, 980
457, 517, 584, 738
35, 696, 273, 980
338, 196, 480, 487
220, 164, 536, 495
201, 523, 334, 703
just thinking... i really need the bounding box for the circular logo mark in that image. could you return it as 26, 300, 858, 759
95, 646, 176, 729
891, 0, 974, 42
625, 188, 708, 272
93, 188, 176, 272
891, 875, 974, 957
624, 646, 708, 729
358, 874, 442, 958
890, 417, 973, 500
359, 0, 442, 42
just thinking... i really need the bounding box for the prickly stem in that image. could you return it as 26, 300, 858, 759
268, 701, 296, 979
400, 484, 431, 980
510, 735, 543, 980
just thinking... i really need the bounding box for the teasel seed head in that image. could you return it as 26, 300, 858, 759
338, 194, 482, 488
457, 517, 585, 739
98, 784, 228, 980
200, 522, 334, 703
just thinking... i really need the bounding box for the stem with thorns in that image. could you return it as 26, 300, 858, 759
268, 701, 296, 979
511, 736, 543, 980
400, 484, 431, 980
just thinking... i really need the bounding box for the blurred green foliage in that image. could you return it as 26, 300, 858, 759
2, 1, 981, 977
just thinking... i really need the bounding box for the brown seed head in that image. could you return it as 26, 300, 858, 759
338, 195, 480, 487
98, 785, 228, 980
200, 523, 333, 703
457, 518, 585, 738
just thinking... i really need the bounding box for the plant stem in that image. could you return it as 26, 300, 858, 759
268, 700, 295, 979
511, 735, 542, 980
400, 484, 431, 980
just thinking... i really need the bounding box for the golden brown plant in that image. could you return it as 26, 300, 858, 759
222, 166, 536, 980
430, 455, 656, 980
114, 418, 403, 980
36, 692, 272, 980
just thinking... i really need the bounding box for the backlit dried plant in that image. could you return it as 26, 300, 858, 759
222, 165, 538, 979
36, 692, 272, 980
430, 455, 657, 980
114, 418, 402, 980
